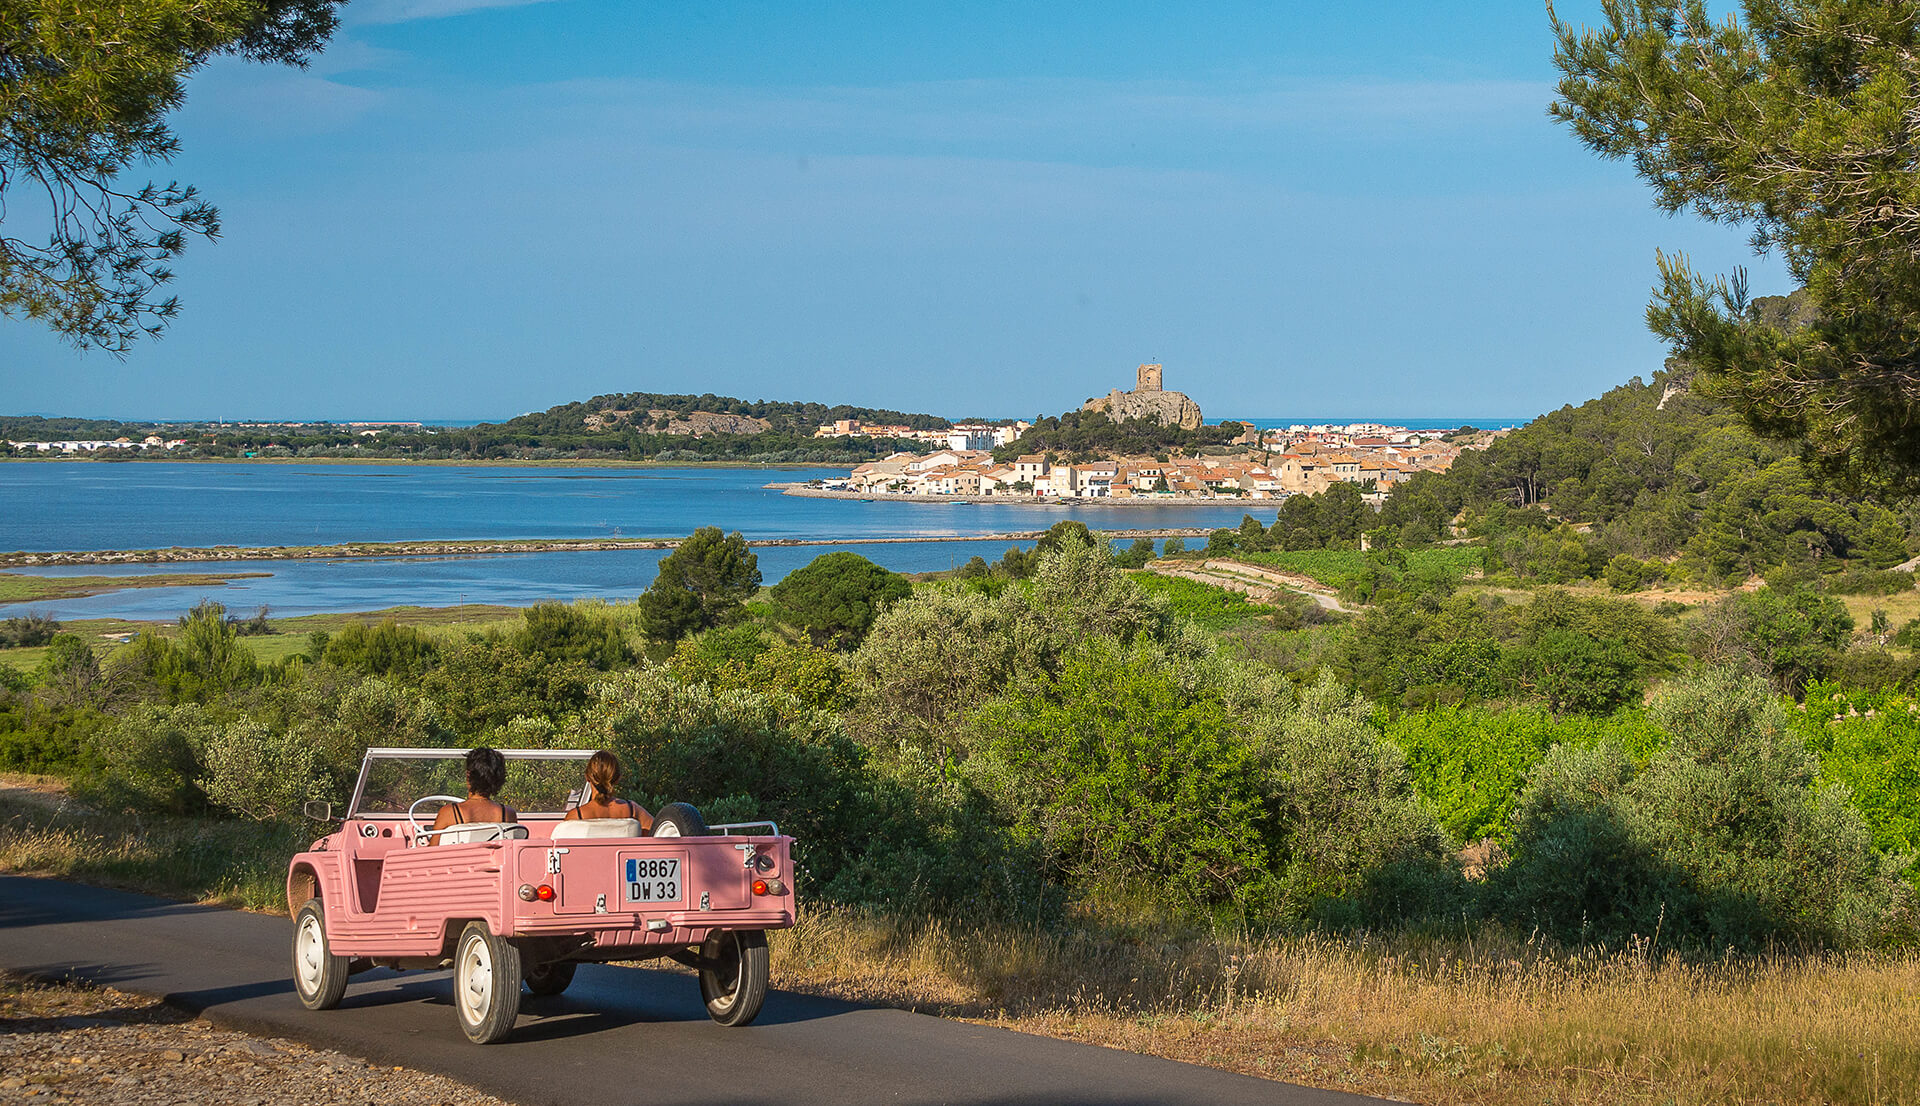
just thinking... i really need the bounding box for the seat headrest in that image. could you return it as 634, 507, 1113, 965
550, 818, 643, 840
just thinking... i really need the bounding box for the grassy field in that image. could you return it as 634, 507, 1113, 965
0, 605, 528, 672
1233, 547, 1483, 591
4, 774, 1915, 1105
0, 571, 270, 603
1131, 574, 1275, 629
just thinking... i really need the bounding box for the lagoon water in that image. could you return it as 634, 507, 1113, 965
0, 462, 1270, 620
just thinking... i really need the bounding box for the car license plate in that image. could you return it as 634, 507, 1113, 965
624, 857, 682, 903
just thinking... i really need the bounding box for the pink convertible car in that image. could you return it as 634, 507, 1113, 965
287, 748, 796, 1043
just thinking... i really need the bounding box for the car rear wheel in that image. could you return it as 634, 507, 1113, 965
292, 899, 349, 1011
652, 802, 707, 838
523, 960, 577, 996
454, 921, 522, 1044
698, 929, 768, 1027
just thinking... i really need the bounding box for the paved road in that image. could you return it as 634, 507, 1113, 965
0, 876, 1390, 1106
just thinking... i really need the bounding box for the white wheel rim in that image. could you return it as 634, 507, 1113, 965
654, 822, 681, 838
295, 914, 325, 996
709, 934, 739, 1010
459, 933, 494, 1025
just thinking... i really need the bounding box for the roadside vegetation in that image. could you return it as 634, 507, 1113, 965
10, 374, 1920, 1102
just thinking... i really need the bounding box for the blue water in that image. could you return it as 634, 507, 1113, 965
0, 462, 1264, 620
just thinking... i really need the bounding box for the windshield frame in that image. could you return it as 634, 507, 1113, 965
346, 747, 597, 819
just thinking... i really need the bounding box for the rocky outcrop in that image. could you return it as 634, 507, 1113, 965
1083, 388, 1203, 430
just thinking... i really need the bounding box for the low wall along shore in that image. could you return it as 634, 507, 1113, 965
1, 527, 1218, 569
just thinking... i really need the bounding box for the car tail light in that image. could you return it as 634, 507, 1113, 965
518, 884, 537, 901
752, 878, 785, 896
536, 884, 555, 901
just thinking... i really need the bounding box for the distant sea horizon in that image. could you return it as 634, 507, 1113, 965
8, 413, 1536, 431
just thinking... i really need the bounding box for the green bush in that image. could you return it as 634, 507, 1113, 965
1494, 668, 1912, 949
79, 704, 216, 814
320, 621, 441, 679
0, 614, 60, 648
769, 551, 911, 648
199, 717, 329, 823
1827, 568, 1917, 596
1262, 674, 1460, 926
970, 639, 1269, 909
513, 601, 634, 670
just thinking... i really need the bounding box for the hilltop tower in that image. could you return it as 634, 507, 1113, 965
1083, 362, 1201, 429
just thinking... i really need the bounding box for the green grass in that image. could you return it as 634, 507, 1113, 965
1133, 574, 1274, 630
0, 571, 270, 603
1233, 548, 1482, 591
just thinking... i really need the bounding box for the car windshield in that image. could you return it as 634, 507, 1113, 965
350, 749, 595, 817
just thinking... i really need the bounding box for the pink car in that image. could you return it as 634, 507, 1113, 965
287, 747, 796, 1043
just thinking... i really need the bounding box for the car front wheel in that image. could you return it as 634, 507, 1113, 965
292, 899, 349, 1011
454, 921, 522, 1044
698, 929, 768, 1027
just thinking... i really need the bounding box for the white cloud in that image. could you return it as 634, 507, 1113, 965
348, 0, 563, 26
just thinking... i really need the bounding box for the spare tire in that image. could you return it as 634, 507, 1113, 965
651, 802, 707, 838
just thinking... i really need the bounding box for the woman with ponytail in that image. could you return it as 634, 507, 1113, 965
564, 749, 654, 832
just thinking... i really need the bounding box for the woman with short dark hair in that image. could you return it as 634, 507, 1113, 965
431, 747, 518, 841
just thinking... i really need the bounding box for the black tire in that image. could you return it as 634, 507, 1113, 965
523, 960, 577, 996
453, 921, 522, 1044
652, 801, 707, 838
291, 899, 349, 1011
698, 929, 769, 1027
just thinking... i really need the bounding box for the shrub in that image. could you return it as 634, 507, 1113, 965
79, 704, 216, 814
1263, 673, 1459, 926
199, 717, 329, 823
1689, 588, 1854, 694
1495, 668, 1912, 948
969, 639, 1269, 909
513, 601, 633, 670
1827, 568, 1916, 596
321, 621, 441, 679
0, 613, 60, 648
769, 552, 911, 648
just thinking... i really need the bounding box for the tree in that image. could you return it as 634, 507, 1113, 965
1, 1, 341, 350
1550, 0, 1920, 491
770, 551, 911, 648
638, 527, 761, 641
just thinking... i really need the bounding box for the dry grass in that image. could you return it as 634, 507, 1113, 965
770, 909, 1920, 1105
0, 786, 297, 913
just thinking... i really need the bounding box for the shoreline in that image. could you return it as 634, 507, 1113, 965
0, 456, 857, 470
770, 482, 1267, 506
0, 529, 1217, 569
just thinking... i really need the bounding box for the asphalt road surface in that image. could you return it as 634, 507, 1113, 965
0, 875, 1394, 1106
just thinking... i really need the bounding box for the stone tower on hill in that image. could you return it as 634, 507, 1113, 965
1083, 362, 1202, 429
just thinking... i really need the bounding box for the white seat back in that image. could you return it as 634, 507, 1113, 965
550, 818, 642, 840
436, 822, 529, 845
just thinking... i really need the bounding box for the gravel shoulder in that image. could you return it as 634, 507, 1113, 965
0, 972, 512, 1106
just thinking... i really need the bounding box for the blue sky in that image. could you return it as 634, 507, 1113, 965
0, 0, 1786, 423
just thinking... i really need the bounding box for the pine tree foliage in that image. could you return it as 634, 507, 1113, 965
1551, 0, 1920, 490
0, 1, 340, 350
